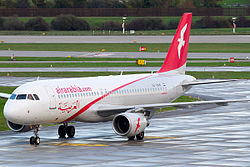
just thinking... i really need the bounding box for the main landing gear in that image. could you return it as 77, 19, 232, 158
128, 132, 145, 141
58, 123, 75, 138
30, 125, 40, 145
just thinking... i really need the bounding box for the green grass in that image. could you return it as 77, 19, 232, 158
1, 43, 250, 53
157, 95, 200, 112
186, 71, 250, 79
16, 16, 204, 28
219, 0, 250, 7
0, 27, 250, 35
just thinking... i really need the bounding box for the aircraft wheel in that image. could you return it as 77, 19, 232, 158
30, 136, 35, 145
136, 132, 144, 140
34, 137, 40, 145
67, 126, 75, 138
58, 125, 66, 138
128, 136, 135, 140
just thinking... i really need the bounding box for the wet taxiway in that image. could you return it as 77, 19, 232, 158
0, 51, 249, 59
0, 80, 250, 166
0, 35, 249, 43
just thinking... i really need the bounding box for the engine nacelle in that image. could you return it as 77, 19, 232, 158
7, 120, 32, 132
112, 113, 148, 137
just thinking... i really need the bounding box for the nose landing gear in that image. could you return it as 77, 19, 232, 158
58, 123, 75, 138
30, 125, 40, 145
28, 123, 75, 145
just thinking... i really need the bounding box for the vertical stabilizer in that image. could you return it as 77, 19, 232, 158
158, 13, 192, 74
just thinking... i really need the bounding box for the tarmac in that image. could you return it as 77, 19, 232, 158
0, 35, 250, 43
0, 80, 250, 166
0, 51, 249, 59
1, 66, 250, 73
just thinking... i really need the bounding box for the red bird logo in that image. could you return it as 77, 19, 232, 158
135, 118, 140, 133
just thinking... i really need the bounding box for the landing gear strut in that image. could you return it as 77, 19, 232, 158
58, 123, 75, 138
128, 131, 144, 141
30, 125, 40, 145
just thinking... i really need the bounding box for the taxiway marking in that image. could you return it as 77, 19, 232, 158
52, 143, 109, 147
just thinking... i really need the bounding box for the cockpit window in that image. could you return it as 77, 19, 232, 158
27, 94, 34, 100
16, 94, 27, 100
33, 94, 40, 100
10, 94, 16, 100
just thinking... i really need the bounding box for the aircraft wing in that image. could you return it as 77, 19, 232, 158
97, 98, 250, 116
0, 92, 11, 99
182, 79, 238, 87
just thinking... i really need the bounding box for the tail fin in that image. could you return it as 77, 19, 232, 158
158, 13, 192, 74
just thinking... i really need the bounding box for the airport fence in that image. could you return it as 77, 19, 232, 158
0, 8, 249, 17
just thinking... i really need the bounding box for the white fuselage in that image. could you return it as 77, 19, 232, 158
4, 70, 196, 125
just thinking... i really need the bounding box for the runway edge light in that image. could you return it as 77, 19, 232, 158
140, 47, 146, 52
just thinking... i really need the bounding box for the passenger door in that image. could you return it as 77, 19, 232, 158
46, 87, 57, 110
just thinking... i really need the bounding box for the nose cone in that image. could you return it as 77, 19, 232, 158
4, 100, 27, 124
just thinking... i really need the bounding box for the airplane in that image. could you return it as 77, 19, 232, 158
0, 13, 249, 145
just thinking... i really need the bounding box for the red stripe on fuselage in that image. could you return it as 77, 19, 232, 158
63, 75, 151, 122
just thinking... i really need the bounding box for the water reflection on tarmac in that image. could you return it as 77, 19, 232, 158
0, 80, 250, 166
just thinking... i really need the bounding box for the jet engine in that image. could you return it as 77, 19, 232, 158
7, 120, 32, 132
112, 112, 148, 137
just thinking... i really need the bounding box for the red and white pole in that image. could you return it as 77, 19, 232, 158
122, 16, 126, 34
232, 17, 237, 33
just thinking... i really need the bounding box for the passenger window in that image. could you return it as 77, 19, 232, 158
10, 94, 16, 100
16, 94, 27, 100
27, 94, 34, 100
33, 94, 40, 100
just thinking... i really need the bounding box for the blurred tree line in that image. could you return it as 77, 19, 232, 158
0, 0, 222, 8
1, 14, 250, 31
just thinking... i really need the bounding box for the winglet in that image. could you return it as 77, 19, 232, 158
158, 13, 192, 74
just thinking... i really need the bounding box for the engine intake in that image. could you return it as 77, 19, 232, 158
7, 120, 32, 132
112, 113, 148, 137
